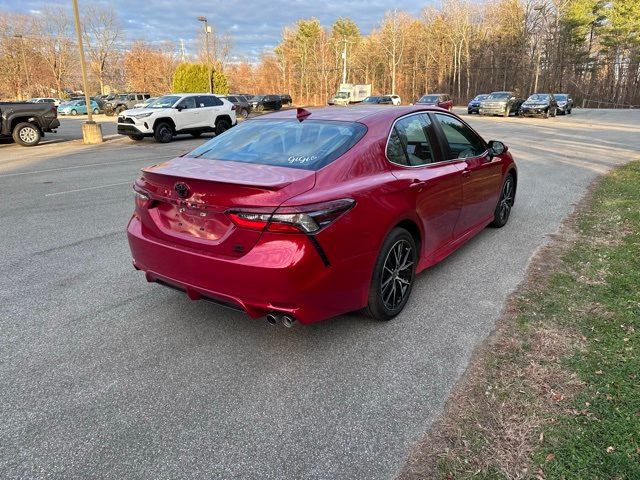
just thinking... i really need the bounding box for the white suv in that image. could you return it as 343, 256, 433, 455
117, 93, 236, 143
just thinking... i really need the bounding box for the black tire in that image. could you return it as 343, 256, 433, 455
128, 134, 144, 141
551, 107, 557, 117
503, 106, 510, 117
256, 104, 264, 112
71, 109, 78, 116
154, 122, 173, 143
241, 108, 249, 119
105, 110, 114, 117
567, 108, 572, 114
215, 118, 231, 135
12, 122, 41, 147
93, 108, 99, 115
364, 228, 417, 321
190, 132, 203, 138
490, 173, 515, 228
543, 108, 549, 118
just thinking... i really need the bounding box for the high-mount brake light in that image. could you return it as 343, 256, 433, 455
227, 199, 355, 234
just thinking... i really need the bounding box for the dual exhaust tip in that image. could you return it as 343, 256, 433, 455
266, 312, 296, 328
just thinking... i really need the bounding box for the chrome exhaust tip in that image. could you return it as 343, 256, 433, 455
282, 315, 296, 328
266, 312, 280, 325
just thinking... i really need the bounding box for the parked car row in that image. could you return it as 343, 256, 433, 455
468, 91, 574, 117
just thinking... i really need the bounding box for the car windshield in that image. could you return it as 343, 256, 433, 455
555, 94, 568, 101
488, 92, 510, 100
146, 95, 180, 108
116, 94, 128, 100
474, 94, 489, 101
188, 119, 367, 171
418, 95, 439, 103
252, 95, 264, 101
362, 97, 379, 103
335, 92, 349, 99
527, 94, 549, 102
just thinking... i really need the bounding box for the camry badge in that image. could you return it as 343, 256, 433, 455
174, 182, 190, 199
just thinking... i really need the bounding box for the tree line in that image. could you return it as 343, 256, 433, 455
2, 0, 639, 107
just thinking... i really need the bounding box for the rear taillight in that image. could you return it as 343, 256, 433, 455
231, 104, 236, 110
227, 199, 355, 234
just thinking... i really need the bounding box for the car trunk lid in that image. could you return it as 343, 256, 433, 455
134, 156, 316, 256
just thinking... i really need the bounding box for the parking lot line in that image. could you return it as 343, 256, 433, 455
44, 181, 132, 197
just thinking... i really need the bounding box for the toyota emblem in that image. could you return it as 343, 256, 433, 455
174, 182, 190, 199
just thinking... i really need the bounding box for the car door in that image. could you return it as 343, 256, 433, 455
174, 96, 199, 130
196, 95, 222, 129
386, 113, 463, 256
432, 112, 503, 237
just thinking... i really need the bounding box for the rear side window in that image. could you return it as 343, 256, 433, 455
434, 113, 486, 159
387, 114, 436, 167
177, 96, 197, 109
188, 119, 367, 171
197, 96, 216, 107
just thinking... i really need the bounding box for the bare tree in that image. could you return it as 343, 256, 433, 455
82, 5, 122, 94
380, 10, 409, 94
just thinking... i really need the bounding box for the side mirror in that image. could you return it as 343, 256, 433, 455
488, 140, 507, 158
176, 105, 184, 112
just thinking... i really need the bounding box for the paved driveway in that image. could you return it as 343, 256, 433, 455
1, 110, 639, 479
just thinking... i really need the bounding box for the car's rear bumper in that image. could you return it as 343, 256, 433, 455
127, 215, 369, 324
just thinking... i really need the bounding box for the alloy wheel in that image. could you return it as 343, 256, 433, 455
19, 126, 38, 144
380, 239, 414, 310
498, 176, 514, 223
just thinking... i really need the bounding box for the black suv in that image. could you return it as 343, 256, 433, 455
223, 95, 251, 118
249, 95, 282, 112
104, 93, 151, 116
0, 101, 60, 146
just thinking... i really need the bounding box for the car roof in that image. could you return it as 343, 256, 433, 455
252, 105, 450, 125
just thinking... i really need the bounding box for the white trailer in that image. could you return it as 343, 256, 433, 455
328, 84, 372, 106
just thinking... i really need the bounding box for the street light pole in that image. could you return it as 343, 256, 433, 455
198, 16, 213, 94
14, 35, 31, 98
71, 0, 103, 143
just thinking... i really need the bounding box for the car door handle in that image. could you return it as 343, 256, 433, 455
409, 180, 428, 190
462, 169, 472, 177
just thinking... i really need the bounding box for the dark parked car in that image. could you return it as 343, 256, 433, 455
415, 94, 453, 110
0, 101, 59, 146
248, 95, 282, 112
361, 95, 394, 105
467, 94, 489, 114
479, 92, 524, 117
519, 93, 558, 118
104, 93, 151, 116
279, 94, 293, 105
554, 93, 573, 114
223, 95, 251, 118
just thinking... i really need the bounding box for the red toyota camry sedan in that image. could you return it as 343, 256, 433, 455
127, 106, 517, 326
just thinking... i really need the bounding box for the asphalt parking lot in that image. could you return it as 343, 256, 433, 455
1, 109, 639, 479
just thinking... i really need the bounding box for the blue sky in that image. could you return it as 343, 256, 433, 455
1, 0, 430, 59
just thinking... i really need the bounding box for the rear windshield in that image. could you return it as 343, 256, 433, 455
188, 119, 367, 171
418, 95, 439, 103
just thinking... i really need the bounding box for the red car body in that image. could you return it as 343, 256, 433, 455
416, 93, 453, 111
127, 106, 516, 325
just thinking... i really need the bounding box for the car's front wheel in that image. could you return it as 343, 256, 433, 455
71, 109, 78, 116
365, 228, 417, 321
153, 122, 173, 143
13, 122, 41, 146
490, 173, 515, 228
93, 108, 99, 114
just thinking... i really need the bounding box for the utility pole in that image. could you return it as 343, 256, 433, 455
14, 35, 30, 98
180, 39, 186, 63
198, 16, 212, 94
71, 0, 102, 143
532, 3, 548, 94
341, 39, 348, 84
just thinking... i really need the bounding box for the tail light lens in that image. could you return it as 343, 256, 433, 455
227, 199, 355, 234
231, 104, 236, 110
